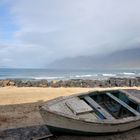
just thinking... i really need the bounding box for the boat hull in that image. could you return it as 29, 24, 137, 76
46, 125, 124, 135
40, 108, 140, 135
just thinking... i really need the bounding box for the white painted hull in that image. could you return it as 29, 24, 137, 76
40, 108, 140, 134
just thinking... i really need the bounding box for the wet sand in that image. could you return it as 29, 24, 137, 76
0, 87, 140, 140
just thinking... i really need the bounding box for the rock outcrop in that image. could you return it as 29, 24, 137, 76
0, 77, 140, 88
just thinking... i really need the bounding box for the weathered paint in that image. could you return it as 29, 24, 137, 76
40, 108, 140, 134
39, 90, 140, 135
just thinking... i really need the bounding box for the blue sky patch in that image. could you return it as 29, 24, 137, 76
0, 3, 18, 42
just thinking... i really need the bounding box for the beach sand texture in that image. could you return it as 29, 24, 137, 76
0, 87, 94, 130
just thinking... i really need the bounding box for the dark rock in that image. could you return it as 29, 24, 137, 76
109, 78, 131, 87
129, 78, 136, 87
38, 80, 48, 87
49, 80, 62, 87
136, 77, 140, 86
0, 80, 3, 87
2, 80, 10, 87
9, 81, 15, 86
14, 80, 23, 87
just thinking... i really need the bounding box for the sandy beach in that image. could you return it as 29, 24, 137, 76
0, 86, 140, 131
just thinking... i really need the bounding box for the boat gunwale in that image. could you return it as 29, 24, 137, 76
119, 89, 140, 104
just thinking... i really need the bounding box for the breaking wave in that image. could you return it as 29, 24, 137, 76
75, 74, 97, 78
102, 74, 117, 77
34, 76, 64, 80
122, 72, 136, 75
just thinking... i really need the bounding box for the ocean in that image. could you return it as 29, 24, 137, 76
0, 68, 140, 81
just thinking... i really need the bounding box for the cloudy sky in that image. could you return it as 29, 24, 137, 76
0, 0, 140, 68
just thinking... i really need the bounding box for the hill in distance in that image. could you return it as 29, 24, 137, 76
47, 47, 140, 69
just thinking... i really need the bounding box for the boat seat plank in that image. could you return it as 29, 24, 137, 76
50, 101, 75, 115
84, 96, 115, 120
106, 93, 140, 116
66, 98, 93, 115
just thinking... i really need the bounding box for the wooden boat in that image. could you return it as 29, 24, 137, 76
39, 90, 140, 135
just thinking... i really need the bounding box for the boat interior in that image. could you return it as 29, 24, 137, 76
48, 90, 140, 121
80, 90, 140, 120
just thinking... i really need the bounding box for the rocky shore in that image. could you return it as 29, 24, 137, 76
0, 77, 140, 88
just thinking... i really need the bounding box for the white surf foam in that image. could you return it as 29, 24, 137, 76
122, 72, 135, 75
74, 74, 98, 78
34, 76, 64, 80
102, 74, 116, 77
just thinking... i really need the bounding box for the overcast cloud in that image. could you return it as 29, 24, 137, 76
0, 0, 140, 68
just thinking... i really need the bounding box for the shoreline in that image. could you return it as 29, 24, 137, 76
0, 77, 140, 88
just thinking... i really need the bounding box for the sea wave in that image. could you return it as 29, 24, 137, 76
34, 76, 64, 80
102, 74, 117, 77
122, 72, 135, 75
74, 74, 98, 78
